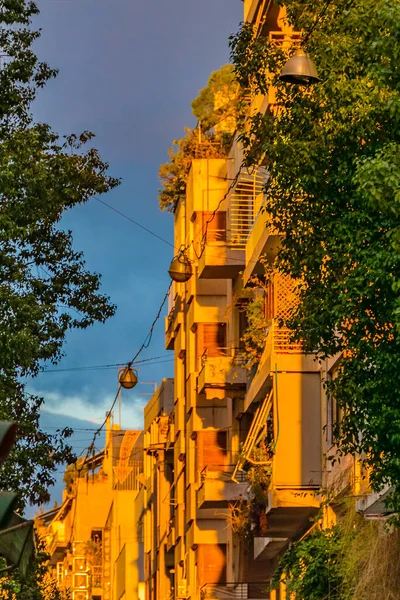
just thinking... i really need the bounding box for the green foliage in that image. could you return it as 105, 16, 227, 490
158, 129, 228, 212
191, 64, 238, 134
158, 65, 239, 212
239, 290, 269, 370
271, 512, 400, 600
0, 539, 71, 599
272, 526, 345, 600
0, 0, 118, 513
230, 463, 271, 540
230, 1, 400, 513
0, 0, 118, 596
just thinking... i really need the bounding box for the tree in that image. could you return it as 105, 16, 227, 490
158, 64, 239, 212
230, 0, 400, 511
0, 0, 118, 593
191, 64, 238, 135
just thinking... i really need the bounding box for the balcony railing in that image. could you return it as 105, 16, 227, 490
200, 347, 247, 369
198, 347, 248, 392
201, 583, 269, 600
269, 31, 302, 49
228, 168, 269, 249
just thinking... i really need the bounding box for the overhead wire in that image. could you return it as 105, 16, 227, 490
40, 354, 172, 374
94, 197, 174, 249
302, 0, 335, 44
77, 282, 172, 462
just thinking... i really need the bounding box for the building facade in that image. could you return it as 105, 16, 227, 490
36, 422, 145, 600
38, 2, 387, 599
155, 2, 376, 600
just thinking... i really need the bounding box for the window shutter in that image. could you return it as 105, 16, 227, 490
196, 430, 228, 473
203, 211, 226, 242
264, 282, 274, 320
197, 544, 227, 585
203, 323, 226, 356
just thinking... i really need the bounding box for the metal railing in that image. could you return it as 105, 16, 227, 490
269, 31, 302, 49
201, 583, 269, 600
200, 347, 247, 368
228, 168, 269, 249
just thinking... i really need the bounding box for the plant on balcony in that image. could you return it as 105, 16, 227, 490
230, 2, 400, 517
84, 539, 102, 566
271, 509, 400, 600
63, 459, 90, 493
238, 268, 273, 370
158, 65, 239, 212
230, 462, 271, 541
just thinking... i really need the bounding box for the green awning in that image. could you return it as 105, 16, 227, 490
0, 512, 35, 580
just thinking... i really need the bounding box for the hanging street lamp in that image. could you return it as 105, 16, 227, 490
279, 49, 320, 85
168, 251, 193, 283
118, 367, 138, 390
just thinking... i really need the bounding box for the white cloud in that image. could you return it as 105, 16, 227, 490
28, 386, 146, 430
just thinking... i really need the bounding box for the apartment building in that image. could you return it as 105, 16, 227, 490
155, 2, 375, 600
35, 422, 145, 600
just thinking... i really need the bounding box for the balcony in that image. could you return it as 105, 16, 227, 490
165, 304, 184, 351
186, 519, 228, 548
201, 583, 269, 600
166, 517, 176, 551
244, 323, 318, 411
197, 242, 245, 279
243, 211, 280, 285
197, 348, 248, 395
197, 469, 248, 509
263, 488, 320, 540
197, 168, 268, 280
145, 415, 174, 454
253, 537, 288, 561
48, 525, 68, 557
356, 484, 394, 518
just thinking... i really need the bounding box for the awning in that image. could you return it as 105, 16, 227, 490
0, 512, 35, 580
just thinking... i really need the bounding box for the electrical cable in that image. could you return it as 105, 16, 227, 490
303, 0, 335, 44
127, 283, 172, 368
76, 282, 172, 463
94, 196, 174, 249
41, 354, 172, 373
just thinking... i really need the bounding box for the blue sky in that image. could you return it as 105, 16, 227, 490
27, 0, 242, 468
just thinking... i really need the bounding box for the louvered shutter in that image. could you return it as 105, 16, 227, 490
203, 323, 226, 356
197, 544, 227, 585
202, 211, 226, 242
197, 430, 228, 473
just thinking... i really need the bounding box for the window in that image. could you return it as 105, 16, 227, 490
196, 430, 229, 474
197, 544, 227, 585
197, 211, 226, 243
196, 323, 227, 363
91, 529, 102, 544
56, 562, 63, 584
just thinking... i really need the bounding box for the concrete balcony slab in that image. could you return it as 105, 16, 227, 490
198, 243, 245, 279
197, 476, 248, 509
